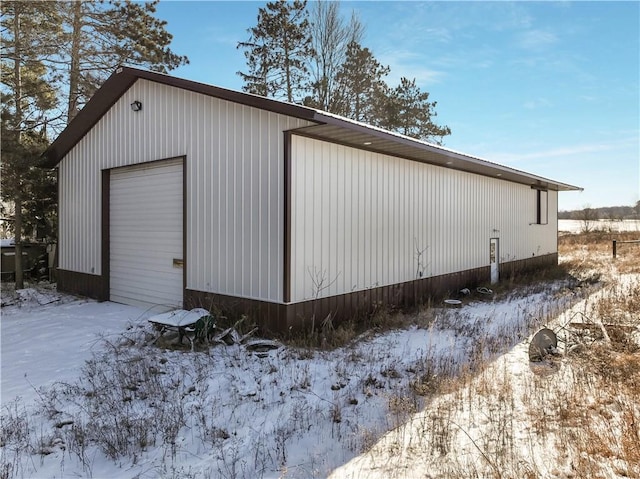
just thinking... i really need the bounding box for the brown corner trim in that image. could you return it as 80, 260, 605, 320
182, 156, 187, 305
101, 169, 110, 300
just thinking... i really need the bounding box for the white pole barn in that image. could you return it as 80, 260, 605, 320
43, 67, 581, 331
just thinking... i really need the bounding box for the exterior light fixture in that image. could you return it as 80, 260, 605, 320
363, 141, 372, 145
130, 101, 142, 112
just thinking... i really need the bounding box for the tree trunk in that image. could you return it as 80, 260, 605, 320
14, 192, 24, 289
67, 0, 82, 122
13, 6, 24, 290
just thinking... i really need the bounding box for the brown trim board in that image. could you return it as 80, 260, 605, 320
182, 156, 187, 305
101, 169, 110, 300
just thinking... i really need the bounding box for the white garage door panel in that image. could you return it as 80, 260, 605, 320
110, 159, 183, 309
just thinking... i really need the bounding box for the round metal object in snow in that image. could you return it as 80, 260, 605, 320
444, 299, 462, 307
528, 328, 558, 362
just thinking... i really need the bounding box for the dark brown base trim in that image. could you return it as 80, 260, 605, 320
185, 290, 289, 333
186, 253, 558, 334
58, 253, 558, 333
57, 269, 108, 301
501, 252, 558, 278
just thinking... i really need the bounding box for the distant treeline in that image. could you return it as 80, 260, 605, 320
559, 203, 640, 220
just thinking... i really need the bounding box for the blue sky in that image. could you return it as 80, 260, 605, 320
154, 1, 639, 211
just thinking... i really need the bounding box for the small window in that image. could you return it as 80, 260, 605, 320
535, 189, 548, 225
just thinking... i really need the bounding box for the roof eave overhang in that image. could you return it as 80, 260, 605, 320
296, 114, 582, 192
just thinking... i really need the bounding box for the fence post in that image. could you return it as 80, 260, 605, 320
612, 240, 617, 258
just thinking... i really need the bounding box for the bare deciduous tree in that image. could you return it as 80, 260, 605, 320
305, 0, 363, 111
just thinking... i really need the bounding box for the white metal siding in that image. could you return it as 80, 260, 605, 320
290, 136, 558, 302
58, 79, 313, 303
110, 159, 183, 308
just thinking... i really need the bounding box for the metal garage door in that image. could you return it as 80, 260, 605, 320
110, 158, 183, 309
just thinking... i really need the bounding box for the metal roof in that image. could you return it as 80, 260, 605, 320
42, 66, 581, 192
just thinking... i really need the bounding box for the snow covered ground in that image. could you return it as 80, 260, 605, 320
558, 219, 640, 233
1, 271, 636, 479
331, 274, 640, 478
1, 289, 155, 405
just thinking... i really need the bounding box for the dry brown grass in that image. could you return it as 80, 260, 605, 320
559, 231, 640, 275
350, 231, 640, 479
541, 231, 640, 478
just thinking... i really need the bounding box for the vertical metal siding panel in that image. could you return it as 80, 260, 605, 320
293, 136, 307, 300
391, 156, 398, 281
257, 109, 268, 297
463, 172, 471, 267
257, 109, 266, 298
248, 110, 257, 297
229, 103, 238, 295
309, 141, 318, 292
399, 158, 407, 281
319, 142, 328, 285
363, 151, 370, 288
335, 145, 345, 295
351, 149, 358, 289
291, 134, 299, 300
344, 146, 353, 292
444, 171, 452, 273
328, 143, 338, 296
452, 172, 460, 271
344, 144, 352, 294
432, 166, 437, 273
221, 100, 231, 294
199, 94, 208, 290
439, 167, 447, 276
433, 167, 442, 276
209, 97, 217, 293
325, 142, 333, 288
380, 154, 388, 286
237, 102, 244, 295
453, 172, 459, 271
373, 151, 381, 287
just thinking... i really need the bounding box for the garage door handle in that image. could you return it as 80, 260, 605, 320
172, 258, 184, 268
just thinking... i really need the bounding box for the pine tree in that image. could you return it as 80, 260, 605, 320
238, 0, 313, 103
1, 1, 60, 288
60, 0, 189, 122
380, 77, 451, 144
1, 0, 187, 286
333, 41, 390, 123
